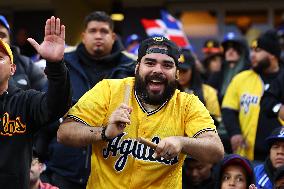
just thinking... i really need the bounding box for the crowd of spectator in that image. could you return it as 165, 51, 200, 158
1, 9, 284, 189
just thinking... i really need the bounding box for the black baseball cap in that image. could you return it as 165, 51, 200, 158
251, 30, 281, 59
266, 127, 284, 147
137, 36, 180, 65
222, 32, 244, 54
177, 49, 195, 70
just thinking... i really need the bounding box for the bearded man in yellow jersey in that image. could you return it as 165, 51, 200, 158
222, 30, 284, 161
57, 36, 224, 189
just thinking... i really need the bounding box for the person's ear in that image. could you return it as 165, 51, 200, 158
38, 162, 45, 174
112, 32, 116, 41
10, 64, 16, 76
268, 53, 276, 62
81, 31, 86, 44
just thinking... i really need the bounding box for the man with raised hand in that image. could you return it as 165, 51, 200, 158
0, 16, 71, 189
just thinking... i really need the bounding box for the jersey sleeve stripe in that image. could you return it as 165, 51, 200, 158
221, 106, 239, 111
192, 128, 217, 138
66, 115, 90, 126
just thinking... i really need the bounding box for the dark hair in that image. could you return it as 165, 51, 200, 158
84, 11, 114, 30
188, 63, 204, 104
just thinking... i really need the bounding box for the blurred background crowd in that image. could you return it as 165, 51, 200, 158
2, 0, 284, 189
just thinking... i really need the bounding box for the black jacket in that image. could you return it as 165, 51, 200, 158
0, 61, 71, 189
11, 46, 47, 91
45, 40, 136, 185
261, 70, 284, 118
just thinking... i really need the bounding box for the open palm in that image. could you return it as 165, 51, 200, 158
27, 16, 65, 62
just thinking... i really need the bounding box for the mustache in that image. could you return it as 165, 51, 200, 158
134, 72, 177, 105
145, 73, 167, 83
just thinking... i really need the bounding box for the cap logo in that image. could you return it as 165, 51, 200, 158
153, 37, 164, 42
207, 41, 214, 48
251, 40, 258, 48
278, 128, 284, 137
178, 54, 185, 63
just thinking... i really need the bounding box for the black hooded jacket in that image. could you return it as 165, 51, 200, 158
0, 61, 71, 189
66, 39, 136, 102
207, 38, 250, 102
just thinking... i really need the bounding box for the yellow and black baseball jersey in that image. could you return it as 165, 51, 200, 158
67, 77, 216, 189
203, 84, 221, 121
222, 70, 279, 160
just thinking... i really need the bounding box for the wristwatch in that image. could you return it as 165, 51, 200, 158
272, 103, 282, 114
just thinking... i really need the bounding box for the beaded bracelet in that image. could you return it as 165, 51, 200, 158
101, 127, 111, 141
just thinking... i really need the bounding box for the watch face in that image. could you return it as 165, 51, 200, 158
273, 103, 282, 113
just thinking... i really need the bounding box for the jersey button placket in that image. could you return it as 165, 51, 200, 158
140, 115, 149, 137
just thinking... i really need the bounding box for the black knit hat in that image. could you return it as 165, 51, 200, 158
251, 30, 281, 59
137, 36, 180, 65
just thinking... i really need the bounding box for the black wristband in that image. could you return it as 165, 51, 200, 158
101, 127, 111, 142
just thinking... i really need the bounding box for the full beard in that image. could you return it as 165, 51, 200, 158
252, 58, 271, 74
134, 72, 177, 106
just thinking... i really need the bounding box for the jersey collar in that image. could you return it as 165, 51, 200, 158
134, 90, 168, 116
